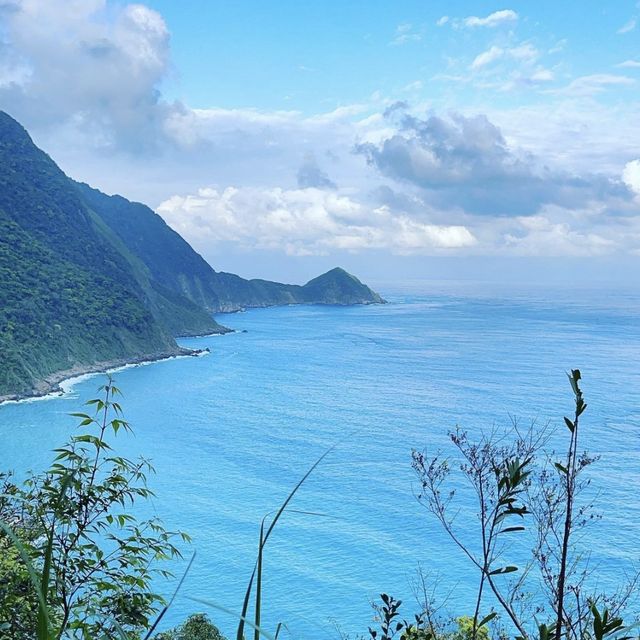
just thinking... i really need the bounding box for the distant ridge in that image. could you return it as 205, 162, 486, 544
76, 183, 385, 312
0, 110, 384, 399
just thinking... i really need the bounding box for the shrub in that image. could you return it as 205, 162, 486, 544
0, 377, 188, 639
155, 613, 227, 640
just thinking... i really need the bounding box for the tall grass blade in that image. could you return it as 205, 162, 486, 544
142, 551, 197, 640
187, 596, 275, 640
0, 519, 51, 639
254, 520, 265, 640
37, 521, 55, 640
112, 619, 130, 640
38, 472, 73, 639
237, 443, 337, 640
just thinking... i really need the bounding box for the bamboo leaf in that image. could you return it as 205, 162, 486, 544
479, 612, 497, 628
489, 565, 518, 575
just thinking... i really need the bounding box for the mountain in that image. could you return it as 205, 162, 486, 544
0, 112, 226, 398
0, 110, 384, 400
76, 183, 385, 312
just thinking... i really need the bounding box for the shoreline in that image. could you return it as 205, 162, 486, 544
175, 328, 237, 339
214, 299, 387, 314
0, 302, 380, 407
0, 347, 210, 407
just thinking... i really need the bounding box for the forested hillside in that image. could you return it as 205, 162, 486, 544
0, 110, 383, 399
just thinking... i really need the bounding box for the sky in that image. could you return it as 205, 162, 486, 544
1, 0, 639, 284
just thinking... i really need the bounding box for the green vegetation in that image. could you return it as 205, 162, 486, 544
0, 370, 637, 639
0, 378, 187, 638
0, 111, 227, 399
155, 614, 226, 640
397, 370, 637, 640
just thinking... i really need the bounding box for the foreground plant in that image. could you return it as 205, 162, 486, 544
0, 377, 188, 639
154, 612, 227, 640
410, 370, 638, 640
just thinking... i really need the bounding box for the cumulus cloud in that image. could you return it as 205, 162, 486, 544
356, 111, 634, 217
0, 0, 179, 150
0, 0, 637, 260
503, 213, 615, 256
623, 160, 640, 195
529, 68, 554, 82
452, 41, 550, 90
469, 43, 539, 71
157, 186, 476, 256
297, 153, 337, 189
616, 59, 640, 68
462, 9, 518, 28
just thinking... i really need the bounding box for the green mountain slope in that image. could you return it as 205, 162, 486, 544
299, 267, 386, 304
0, 111, 225, 399
76, 183, 224, 312
75, 184, 385, 312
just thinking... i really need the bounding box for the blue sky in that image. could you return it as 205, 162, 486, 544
146, 0, 639, 112
0, 1, 639, 283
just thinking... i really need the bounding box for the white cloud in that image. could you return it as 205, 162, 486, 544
471, 46, 504, 69
0, 0, 174, 150
485, 101, 640, 177
157, 186, 476, 256
401, 80, 424, 92
436, 16, 449, 27
617, 18, 637, 34
1, 0, 638, 261
357, 111, 634, 219
548, 39, 567, 54
616, 59, 640, 68
509, 43, 538, 61
390, 23, 421, 46
530, 68, 554, 82
503, 214, 615, 256
462, 9, 518, 28
623, 159, 640, 195
549, 74, 635, 97
470, 43, 539, 69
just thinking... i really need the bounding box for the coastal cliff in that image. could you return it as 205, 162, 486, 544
0, 110, 384, 400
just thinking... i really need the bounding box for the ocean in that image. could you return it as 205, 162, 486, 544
1, 281, 639, 638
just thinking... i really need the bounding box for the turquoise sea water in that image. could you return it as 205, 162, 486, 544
1, 281, 639, 638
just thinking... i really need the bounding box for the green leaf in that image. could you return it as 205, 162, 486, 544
0, 519, 52, 640
489, 565, 518, 575
478, 612, 497, 628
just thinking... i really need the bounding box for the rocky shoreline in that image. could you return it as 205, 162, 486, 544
0, 347, 210, 406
